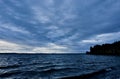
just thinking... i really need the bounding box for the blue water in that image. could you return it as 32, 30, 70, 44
0, 54, 120, 79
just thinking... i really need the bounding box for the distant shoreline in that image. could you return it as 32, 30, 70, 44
86, 41, 120, 55
0, 53, 86, 55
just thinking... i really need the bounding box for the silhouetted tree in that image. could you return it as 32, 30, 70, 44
87, 41, 120, 55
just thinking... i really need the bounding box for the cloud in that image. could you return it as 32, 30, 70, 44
0, 40, 69, 53
0, 0, 120, 53
0, 40, 28, 53
77, 32, 120, 52
31, 6, 51, 24
0, 22, 30, 34
81, 32, 120, 44
46, 26, 71, 38
33, 43, 68, 53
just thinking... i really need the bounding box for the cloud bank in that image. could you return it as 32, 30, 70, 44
0, 0, 120, 53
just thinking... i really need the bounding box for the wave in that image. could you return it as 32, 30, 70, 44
0, 65, 117, 79
0, 66, 78, 78
0, 70, 22, 78
59, 67, 114, 79
41, 67, 78, 73
0, 65, 20, 69
0, 69, 45, 78
0, 62, 44, 70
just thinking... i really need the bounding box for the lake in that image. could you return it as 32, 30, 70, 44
0, 53, 120, 79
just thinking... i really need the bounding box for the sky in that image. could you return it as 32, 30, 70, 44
0, 0, 120, 53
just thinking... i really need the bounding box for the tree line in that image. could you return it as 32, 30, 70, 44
87, 41, 120, 55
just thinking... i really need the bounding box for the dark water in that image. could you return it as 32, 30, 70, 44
0, 54, 120, 79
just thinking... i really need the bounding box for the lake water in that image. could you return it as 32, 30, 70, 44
0, 54, 120, 79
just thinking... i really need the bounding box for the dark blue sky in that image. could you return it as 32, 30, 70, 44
0, 0, 120, 53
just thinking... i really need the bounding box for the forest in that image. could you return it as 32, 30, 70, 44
87, 41, 120, 55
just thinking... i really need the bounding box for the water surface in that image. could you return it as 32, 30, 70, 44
0, 54, 120, 79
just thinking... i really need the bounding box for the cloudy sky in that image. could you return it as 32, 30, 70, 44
0, 0, 120, 53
